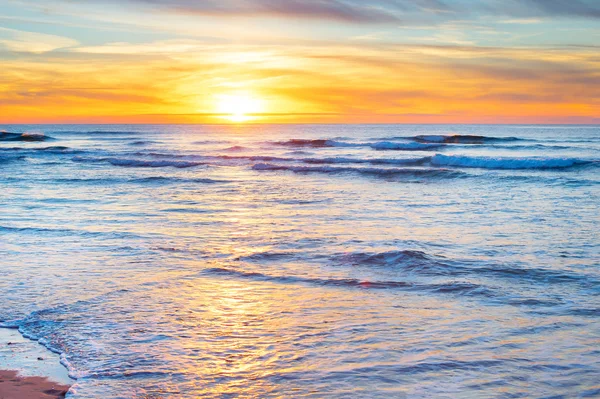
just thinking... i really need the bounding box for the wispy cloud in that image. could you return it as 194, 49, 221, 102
87, 0, 600, 22
121, 0, 404, 23
0, 27, 78, 53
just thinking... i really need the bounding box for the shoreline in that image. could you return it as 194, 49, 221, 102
0, 327, 73, 398
0, 369, 70, 399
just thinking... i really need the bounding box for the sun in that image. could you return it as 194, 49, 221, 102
215, 93, 264, 123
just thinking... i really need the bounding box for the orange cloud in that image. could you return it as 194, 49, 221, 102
1, 38, 598, 124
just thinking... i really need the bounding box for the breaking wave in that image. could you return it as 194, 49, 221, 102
0, 132, 53, 142
431, 154, 594, 170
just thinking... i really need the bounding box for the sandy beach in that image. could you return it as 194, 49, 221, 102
0, 370, 70, 399
0, 328, 73, 398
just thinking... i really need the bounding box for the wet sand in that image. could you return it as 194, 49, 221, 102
0, 370, 70, 398
0, 328, 73, 398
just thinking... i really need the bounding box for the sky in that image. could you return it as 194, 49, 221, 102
1, 0, 599, 124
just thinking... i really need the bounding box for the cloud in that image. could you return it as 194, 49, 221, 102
519, 0, 600, 18
94, 0, 600, 22
0, 27, 78, 53
129, 0, 404, 23
499, 18, 542, 24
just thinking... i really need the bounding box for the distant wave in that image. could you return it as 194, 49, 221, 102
0, 132, 53, 142
192, 140, 231, 145
269, 136, 532, 151
72, 156, 207, 168
129, 140, 157, 146
431, 154, 594, 170
207, 154, 430, 166
35, 176, 229, 185
132, 176, 227, 184
302, 156, 431, 166
207, 154, 288, 162
84, 130, 139, 135
222, 145, 247, 152
139, 152, 432, 167
0, 225, 137, 239
252, 163, 465, 178
414, 135, 520, 144
272, 138, 442, 150
371, 141, 444, 151
0, 146, 81, 155
270, 139, 361, 148
492, 144, 574, 151
0, 154, 26, 164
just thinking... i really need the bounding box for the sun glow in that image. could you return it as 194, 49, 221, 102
215, 93, 264, 122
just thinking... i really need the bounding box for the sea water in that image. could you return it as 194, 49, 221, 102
1, 124, 599, 398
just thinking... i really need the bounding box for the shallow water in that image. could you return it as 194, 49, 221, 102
1, 124, 599, 398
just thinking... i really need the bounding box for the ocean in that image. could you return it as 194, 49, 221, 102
1, 124, 599, 398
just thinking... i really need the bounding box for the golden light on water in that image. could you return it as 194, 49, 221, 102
215, 93, 265, 123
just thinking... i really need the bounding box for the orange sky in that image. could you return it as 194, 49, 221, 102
1, 0, 599, 124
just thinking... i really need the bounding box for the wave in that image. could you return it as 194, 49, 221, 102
371, 141, 445, 151
302, 156, 431, 166
0, 225, 137, 239
138, 152, 431, 168
272, 138, 445, 151
251, 163, 465, 178
271, 139, 361, 148
331, 250, 598, 287
334, 250, 432, 266
492, 144, 573, 151
132, 176, 227, 184
15, 176, 229, 186
192, 140, 231, 145
0, 132, 53, 142
414, 135, 520, 144
72, 156, 207, 168
431, 154, 594, 170
0, 155, 26, 164
129, 140, 157, 146
205, 154, 430, 166
85, 130, 139, 135
235, 251, 298, 262
222, 145, 247, 152
0, 146, 81, 155
207, 154, 289, 163
202, 267, 494, 296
